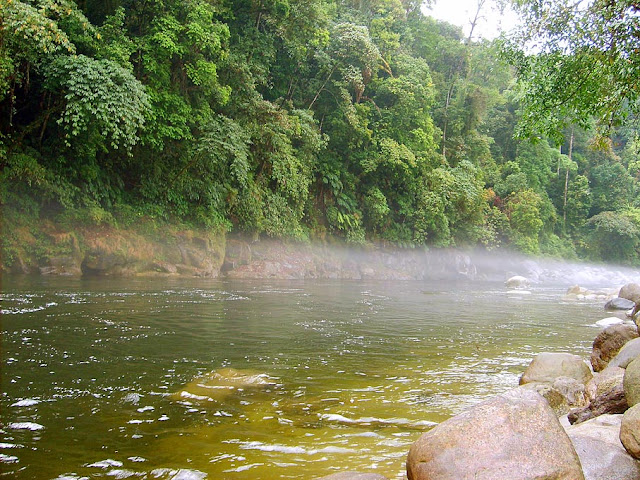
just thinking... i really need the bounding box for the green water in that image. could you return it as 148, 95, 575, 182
0, 275, 616, 479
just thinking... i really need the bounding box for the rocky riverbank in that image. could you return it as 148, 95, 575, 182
316, 282, 640, 480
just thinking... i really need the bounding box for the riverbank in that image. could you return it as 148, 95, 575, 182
4, 221, 640, 285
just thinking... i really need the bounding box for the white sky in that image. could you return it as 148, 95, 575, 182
424, 0, 520, 40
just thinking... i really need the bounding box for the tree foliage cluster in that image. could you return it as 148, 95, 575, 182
1, 0, 639, 264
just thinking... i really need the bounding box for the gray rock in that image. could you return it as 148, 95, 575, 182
591, 324, 639, 372
620, 403, 640, 459
606, 298, 637, 311
406, 388, 584, 480
520, 352, 593, 386
610, 338, 640, 369
624, 357, 640, 407
620, 283, 640, 304
587, 367, 625, 401
315, 473, 388, 480
565, 414, 640, 480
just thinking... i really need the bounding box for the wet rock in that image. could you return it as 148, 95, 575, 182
406, 388, 584, 480
587, 367, 625, 401
620, 283, 640, 304
505, 275, 529, 288
568, 382, 628, 424
610, 338, 640, 369
315, 473, 389, 480
520, 352, 593, 386
624, 357, 640, 407
592, 324, 639, 372
565, 414, 640, 480
620, 403, 640, 459
606, 298, 637, 311
172, 368, 279, 404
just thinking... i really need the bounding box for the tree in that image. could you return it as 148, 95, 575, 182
502, 0, 640, 142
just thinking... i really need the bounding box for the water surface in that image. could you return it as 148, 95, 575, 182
0, 272, 631, 479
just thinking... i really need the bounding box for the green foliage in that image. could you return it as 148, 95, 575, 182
1, 0, 638, 264
45, 55, 149, 149
585, 210, 640, 263
503, 0, 640, 141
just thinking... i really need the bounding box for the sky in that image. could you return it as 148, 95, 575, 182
424, 0, 520, 40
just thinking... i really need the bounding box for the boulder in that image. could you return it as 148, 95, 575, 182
624, 357, 640, 407
568, 382, 628, 424
406, 388, 584, 480
505, 275, 529, 288
565, 414, 640, 480
520, 382, 572, 417
520, 352, 593, 386
587, 367, 626, 401
315, 473, 389, 480
620, 283, 640, 304
620, 404, 640, 459
591, 324, 639, 372
606, 298, 636, 311
610, 338, 640, 369
520, 377, 588, 416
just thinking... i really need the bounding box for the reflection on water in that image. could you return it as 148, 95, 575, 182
0, 271, 632, 479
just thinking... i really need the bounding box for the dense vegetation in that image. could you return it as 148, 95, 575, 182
1, 0, 639, 264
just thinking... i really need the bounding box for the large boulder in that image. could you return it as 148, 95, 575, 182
406, 388, 584, 480
610, 338, 640, 369
565, 414, 640, 480
620, 283, 640, 304
620, 404, 640, 459
520, 352, 593, 386
591, 324, 639, 372
606, 298, 636, 311
624, 357, 640, 407
587, 367, 626, 401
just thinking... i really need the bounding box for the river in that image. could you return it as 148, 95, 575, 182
1, 259, 639, 479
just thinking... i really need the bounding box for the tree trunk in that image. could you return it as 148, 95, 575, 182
563, 127, 574, 225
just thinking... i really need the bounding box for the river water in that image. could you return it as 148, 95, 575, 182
1, 260, 639, 479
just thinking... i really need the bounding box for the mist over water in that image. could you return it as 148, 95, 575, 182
1, 250, 638, 479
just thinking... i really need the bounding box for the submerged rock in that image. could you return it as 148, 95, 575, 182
565, 414, 640, 480
520, 352, 592, 386
406, 388, 584, 480
591, 324, 639, 372
172, 368, 279, 404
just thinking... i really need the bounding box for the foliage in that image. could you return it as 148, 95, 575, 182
503, 0, 640, 142
1, 0, 639, 264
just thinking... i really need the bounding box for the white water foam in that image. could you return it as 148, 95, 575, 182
8, 422, 44, 431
